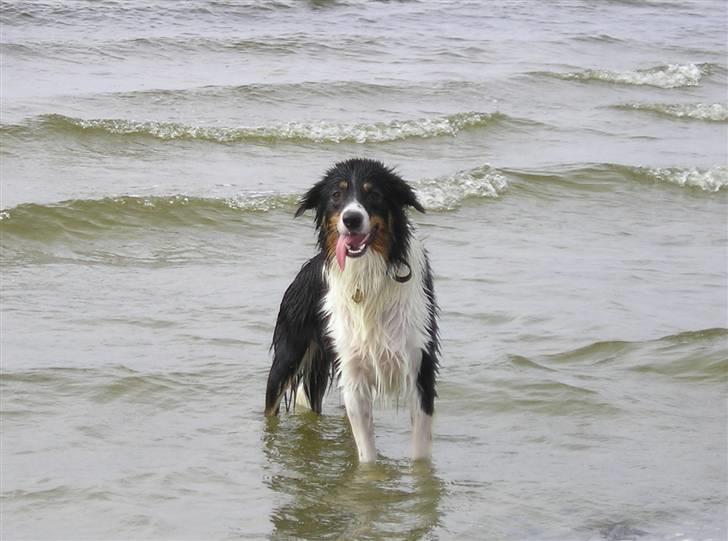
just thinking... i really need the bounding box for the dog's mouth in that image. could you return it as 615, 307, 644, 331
335, 227, 377, 270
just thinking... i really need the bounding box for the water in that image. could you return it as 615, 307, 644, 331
1, 1, 726, 539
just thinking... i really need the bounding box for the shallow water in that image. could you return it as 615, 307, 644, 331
1, 1, 727, 540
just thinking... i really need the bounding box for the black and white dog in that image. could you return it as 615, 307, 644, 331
265, 158, 439, 463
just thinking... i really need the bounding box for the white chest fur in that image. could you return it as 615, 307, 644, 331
322, 237, 430, 402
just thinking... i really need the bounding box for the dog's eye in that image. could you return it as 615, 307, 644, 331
331, 190, 342, 203
370, 190, 383, 202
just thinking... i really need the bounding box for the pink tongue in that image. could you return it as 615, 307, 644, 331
335, 234, 367, 270
335, 236, 348, 270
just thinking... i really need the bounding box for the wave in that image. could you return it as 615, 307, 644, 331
570, 33, 625, 45
47, 80, 492, 103
539, 63, 716, 89
2, 162, 724, 243
613, 102, 728, 122
591, 164, 727, 193
0, 363, 237, 411
1, 1, 300, 26
0, 166, 509, 240
546, 328, 728, 383
2, 112, 506, 145
0, 194, 297, 241
2, 33, 388, 61
510, 164, 728, 194
415, 165, 509, 210
629, 165, 728, 193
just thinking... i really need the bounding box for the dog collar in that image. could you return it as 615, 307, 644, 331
391, 261, 412, 283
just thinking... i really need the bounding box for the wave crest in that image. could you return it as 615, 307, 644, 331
543, 63, 713, 89
0, 167, 511, 241
0, 194, 297, 241
415, 165, 509, 210
635, 166, 728, 193
3, 163, 723, 244
614, 102, 728, 122
506, 164, 727, 194
14, 112, 504, 145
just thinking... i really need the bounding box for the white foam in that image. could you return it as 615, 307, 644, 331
559, 63, 705, 89
66, 112, 501, 144
224, 192, 296, 212
619, 103, 728, 121
414, 165, 509, 210
641, 166, 728, 193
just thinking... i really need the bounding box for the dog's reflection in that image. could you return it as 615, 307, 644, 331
263, 412, 445, 539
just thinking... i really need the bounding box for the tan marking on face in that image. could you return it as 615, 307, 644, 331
369, 214, 390, 260
326, 213, 341, 259
338, 180, 348, 190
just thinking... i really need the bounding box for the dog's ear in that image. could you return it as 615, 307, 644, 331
392, 176, 425, 214
295, 182, 323, 217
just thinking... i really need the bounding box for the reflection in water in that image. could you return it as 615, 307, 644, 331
263, 413, 445, 539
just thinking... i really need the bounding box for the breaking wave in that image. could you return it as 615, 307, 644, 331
0, 166, 510, 240
2, 163, 724, 243
614, 102, 728, 122
415, 165, 509, 210
3, 112, 506, 145
509, 164, 728, 194
540, 63, 716, 89
631, 165, 728, 192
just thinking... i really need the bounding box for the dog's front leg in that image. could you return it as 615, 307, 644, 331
343, 387, 377, 463
412, 348, 436, 461
411, 405, 433, 461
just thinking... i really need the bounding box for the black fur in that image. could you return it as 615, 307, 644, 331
418, 256, 440, 415
265, 253, 335, 415
265, 158, 438, 420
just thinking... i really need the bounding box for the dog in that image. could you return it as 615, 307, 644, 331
264, 158, 439, 463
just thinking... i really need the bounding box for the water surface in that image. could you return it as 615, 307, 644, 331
1, 1, 726, 539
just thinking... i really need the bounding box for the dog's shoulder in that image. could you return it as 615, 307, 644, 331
275, 252, 326, 333
289, 252, 326, 291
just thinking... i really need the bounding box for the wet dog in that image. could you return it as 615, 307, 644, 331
265, 158, 439, 462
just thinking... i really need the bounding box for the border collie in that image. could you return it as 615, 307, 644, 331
264, 158, 439, 463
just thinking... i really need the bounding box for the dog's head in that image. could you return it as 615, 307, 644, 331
296, 158, 424, 271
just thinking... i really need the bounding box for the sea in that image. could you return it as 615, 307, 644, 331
1, 1, 726, 540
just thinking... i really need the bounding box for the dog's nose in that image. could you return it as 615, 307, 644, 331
342, 211, 363, 231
